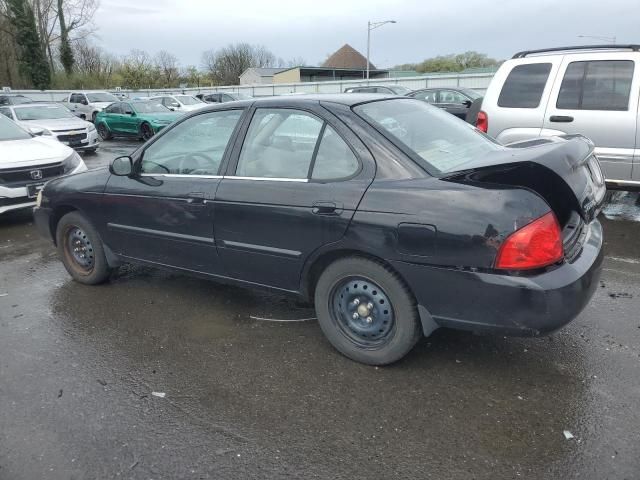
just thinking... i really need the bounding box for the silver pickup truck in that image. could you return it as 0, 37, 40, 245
62, 91, 119, 123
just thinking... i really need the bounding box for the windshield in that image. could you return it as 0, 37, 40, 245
86, 92, 118, 103
0, 114, 32, 141
14, 105, 76, 121
389, 85, 412, 95
132, 101, 171, 113
175, 95, 202, 105
461, 88, 482, 100
354, 99, 501, 174
6, 95, 33, 105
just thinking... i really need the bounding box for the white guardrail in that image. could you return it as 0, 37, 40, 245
4, 72, 495, 101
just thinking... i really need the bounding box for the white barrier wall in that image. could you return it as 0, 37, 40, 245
5, 72, 494, 101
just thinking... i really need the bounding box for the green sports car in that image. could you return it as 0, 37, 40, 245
95, 100, 183, 141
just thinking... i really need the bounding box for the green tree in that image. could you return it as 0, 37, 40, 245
395, 51, 500, 74
6, 0, 50, 88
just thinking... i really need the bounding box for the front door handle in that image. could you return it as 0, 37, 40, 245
312, 202, 342, 215
549, 115, 574, 123
186, 192, 206, 205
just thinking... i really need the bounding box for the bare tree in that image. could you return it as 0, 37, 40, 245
201, 43, 276, 85
154, 50, 179, 87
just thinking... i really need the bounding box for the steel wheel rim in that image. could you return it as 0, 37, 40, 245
330, 276, 395, 348
65, 225, 95, 273
98, 124, 107, 138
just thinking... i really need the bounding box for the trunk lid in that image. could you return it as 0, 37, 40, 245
443, 135, 607, 225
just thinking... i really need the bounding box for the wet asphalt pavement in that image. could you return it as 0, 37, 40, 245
1, 141, 640, 479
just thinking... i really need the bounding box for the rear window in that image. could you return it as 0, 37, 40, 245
556, 60, 634, 111
354, 99, 501, 175
498, 63, 552, 108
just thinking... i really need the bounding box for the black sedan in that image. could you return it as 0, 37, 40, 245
34, 95, 606, 365
407, 87, 482, 119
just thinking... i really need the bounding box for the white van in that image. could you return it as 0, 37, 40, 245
478, 45, 640, 189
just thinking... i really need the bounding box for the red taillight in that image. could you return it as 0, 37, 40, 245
495, 212, 564, 270
476, 110, 488, 133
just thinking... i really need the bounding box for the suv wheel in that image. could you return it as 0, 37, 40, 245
314, 257, 421, 365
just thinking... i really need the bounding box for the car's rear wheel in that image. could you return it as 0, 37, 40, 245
140, 122, 154, 141
97, 123, 112, 140
314, 257, 421, 365
56, 211, 111, 285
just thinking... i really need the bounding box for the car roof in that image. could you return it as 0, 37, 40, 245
239, 93, 396, 108
10, 102, 62, 108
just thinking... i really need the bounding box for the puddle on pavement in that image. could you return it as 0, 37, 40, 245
602, 191, 640, 222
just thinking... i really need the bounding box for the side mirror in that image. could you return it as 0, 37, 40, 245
81, 99, 88, 105
124, 110, 134, 116
462, 99, 472, 107
110, 155, 133, 176
29, 127, 45, 136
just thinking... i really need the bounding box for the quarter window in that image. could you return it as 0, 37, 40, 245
311, 126, 359, 180
140, 110, 242, 176
236, 109, 323, 179
498, 63, 552, 108
556, 60, 634, 111
0, 107, 13, 119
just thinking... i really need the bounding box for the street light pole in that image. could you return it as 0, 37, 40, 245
578, 34, 617, 44
366, 20, 396, 81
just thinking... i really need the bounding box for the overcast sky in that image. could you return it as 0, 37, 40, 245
95, 0, 636, 68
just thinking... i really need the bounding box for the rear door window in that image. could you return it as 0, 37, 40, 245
236, 108, 323, 179
556, 60, 634, 111
498, 63, 552, 108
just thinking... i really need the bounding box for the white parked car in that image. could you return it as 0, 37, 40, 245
0, 114, 87, 215
0, 103, 100, 153
62, 91, 119, 123
149, 94, 207, 112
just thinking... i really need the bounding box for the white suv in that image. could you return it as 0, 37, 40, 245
478, 45, 640, 188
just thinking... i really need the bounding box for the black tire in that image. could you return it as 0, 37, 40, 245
314, 256, 421, 365
140, 122, 154, 141
56, 211, 111, 285
97, 122, 112, 140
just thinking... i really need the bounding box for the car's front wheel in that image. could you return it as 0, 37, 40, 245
314, 257, 421, 365
56, 211, 111, 285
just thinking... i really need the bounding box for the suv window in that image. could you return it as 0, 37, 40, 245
557, 60, 634, 111
498, 63, 552, 108
311, 125, 359, 180
236, 108, 323, 179
141, 110, 243, 176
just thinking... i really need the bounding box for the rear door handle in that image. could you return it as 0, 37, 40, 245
186, 192, 206, 205
312, 202, 342, 215
549, 115, 574, 123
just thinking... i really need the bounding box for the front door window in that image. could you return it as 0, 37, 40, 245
141, 110, 243, 176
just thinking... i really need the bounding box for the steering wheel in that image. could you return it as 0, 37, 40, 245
177, 152, 213, 175
142, 160, 170, 174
